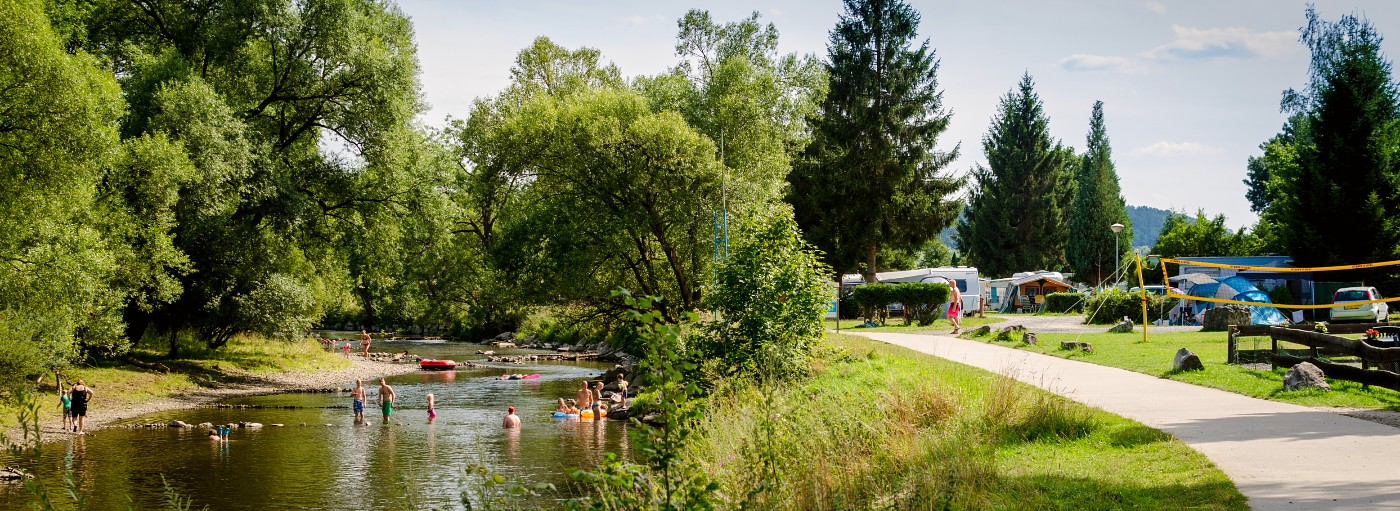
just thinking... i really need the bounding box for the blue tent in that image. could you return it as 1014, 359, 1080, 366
1188, 276, 1288, 325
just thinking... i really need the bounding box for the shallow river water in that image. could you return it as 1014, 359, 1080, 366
0, 337, 630, 510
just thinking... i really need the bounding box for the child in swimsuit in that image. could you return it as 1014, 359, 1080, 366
427, 393, 437, 420
59, 384, 72, 432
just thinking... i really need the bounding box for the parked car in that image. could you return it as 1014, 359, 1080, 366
1329, 286, 1389, 322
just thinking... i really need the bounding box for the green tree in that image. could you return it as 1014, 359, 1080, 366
1269, 7, 1400, 286
788, 0, 963, 283
957, 73, 1076, 278
1066, 101, 1131, 286
0, 0, 124, 384
1151, 211, 1260, 270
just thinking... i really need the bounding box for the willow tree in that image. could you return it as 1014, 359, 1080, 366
788, 0, 962, 283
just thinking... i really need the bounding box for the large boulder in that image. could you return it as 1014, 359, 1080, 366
1202, 305, 1251, 332
1172, 348, 1204, 372
1107, 319, 1135, 333
1284, 362, 1330, 391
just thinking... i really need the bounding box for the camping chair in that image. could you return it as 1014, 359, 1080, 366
1034, 294, 1046, 312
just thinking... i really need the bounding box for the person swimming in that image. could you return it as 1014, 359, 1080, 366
208, 429, 221, 441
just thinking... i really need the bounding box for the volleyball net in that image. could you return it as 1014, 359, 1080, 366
1154, 257, 1400, 310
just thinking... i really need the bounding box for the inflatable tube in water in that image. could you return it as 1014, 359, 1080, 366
419, 359, 457, 370
581, 409, 607, 420
552, 411, 580, 419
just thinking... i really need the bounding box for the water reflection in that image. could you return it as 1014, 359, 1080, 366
0, 338, 630, 510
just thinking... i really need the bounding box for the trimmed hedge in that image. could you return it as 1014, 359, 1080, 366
1083, 289, 1179, 325
851, 282, 952, 326
1044, 292, 1084, 313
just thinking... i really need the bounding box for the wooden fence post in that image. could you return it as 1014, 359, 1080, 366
1227, 326, 1237, 364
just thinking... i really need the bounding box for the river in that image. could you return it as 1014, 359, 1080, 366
0, 336, 630, 510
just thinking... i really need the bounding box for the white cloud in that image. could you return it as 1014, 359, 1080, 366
625, 15, 645, 25
1128, 141, 1225, 157
770, 8, 783, 17
1057, 54, 1139, 73
1141, 25, 1295, 61
1144, 1, 1166, 14
1060, 25, 1297, 73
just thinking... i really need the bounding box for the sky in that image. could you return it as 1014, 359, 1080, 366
397, 0, 1400, 229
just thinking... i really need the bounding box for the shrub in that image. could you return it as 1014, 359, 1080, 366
891, 282, 951, 326
1043, 292, 1084, 313
702, 206, 831, 379
1082, 289, 1178, 324
851, 283, 897, 325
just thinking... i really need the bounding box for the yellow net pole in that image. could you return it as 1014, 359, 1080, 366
1137, 253, 1148, 342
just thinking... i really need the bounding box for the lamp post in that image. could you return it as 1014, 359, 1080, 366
1110, 223, 1124, 288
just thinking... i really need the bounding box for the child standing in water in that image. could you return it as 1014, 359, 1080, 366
427, 393, 437, 421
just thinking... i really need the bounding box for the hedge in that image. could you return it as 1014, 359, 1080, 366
851, 282, 952, 326
1083, 289, 1179, 325
1044, 292, 1084, 313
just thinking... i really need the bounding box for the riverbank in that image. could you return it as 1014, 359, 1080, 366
2, 336, 423, 438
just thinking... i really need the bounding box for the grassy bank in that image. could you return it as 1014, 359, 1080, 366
686, 333, 1246, 510
0, 334, 351, 427
976, 330, 1400, 410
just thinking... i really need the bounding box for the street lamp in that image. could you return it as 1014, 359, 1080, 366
1110, 223, 1124, 288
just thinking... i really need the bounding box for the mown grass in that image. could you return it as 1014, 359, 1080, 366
971, 329, 1400, 410
0, 334, 349, 428
824, 313, 1005, 333
687, 333, 1246, 510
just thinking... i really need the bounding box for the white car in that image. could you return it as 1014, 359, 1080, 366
1329, 286, 1389, 322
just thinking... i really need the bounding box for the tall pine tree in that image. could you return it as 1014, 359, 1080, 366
787, 0, 962, 283
957, 73, 1074, 278
1269, 7, 1400, 286
1066, 101, 1130, 286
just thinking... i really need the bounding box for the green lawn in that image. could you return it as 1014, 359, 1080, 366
686, 333, 1247, 510
969, 329, 1400, 410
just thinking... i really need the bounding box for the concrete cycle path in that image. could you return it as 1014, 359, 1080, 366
852, 330, 1400, 511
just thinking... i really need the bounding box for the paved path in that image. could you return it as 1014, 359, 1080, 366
852, 331, 1400, 511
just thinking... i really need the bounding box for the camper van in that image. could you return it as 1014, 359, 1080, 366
842, 267, 984, 316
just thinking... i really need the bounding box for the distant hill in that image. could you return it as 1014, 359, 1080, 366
1126, 205, 1178, 249
939, 204, 1181, 252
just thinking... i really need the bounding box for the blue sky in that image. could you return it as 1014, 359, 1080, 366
398, 0, 1400, 229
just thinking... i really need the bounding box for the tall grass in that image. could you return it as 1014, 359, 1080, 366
681, 333, 1246, 510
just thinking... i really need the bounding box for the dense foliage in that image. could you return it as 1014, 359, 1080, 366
1044, 293, 1085, 313
958, 73, 1076, 278
849, 282, 952, 326
1083, 290, 1177, 325
788, 0, 963, 282
1253, 8, 1400, 288
1065, 102, 1131, 286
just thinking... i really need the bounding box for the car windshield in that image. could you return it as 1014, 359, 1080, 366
1335, 290, 1370, 301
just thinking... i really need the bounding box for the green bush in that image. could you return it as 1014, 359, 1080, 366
1043, 292, 1084, 313
851, 283, 898, 325
1082, 289, 1178, 325
891, 282, 951, 326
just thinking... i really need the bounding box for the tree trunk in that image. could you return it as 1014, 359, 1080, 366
863, 243, 879, 284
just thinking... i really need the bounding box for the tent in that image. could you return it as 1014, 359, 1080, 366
1186, 275, 1288, 325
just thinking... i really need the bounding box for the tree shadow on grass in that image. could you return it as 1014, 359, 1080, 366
990, 473, 1247, 511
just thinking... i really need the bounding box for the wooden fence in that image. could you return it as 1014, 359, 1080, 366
1229, 324, 1400, 392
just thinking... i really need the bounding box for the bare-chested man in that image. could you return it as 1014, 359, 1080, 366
359, 330, 372, 357
351, 379, 367, 422
502, 406, 521, 428
575, 381, 593, 412
377, 378, 395, 423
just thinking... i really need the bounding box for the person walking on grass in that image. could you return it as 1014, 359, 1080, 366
948, 284, 963, 335
351, 379, 367, 422
377, 378, 395, 423
69, 380, 93, 434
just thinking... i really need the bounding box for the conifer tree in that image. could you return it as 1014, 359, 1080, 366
1066, 101, 1130, 286
1268, 7, 1400, 286
787, 0, 962, 283
957, 73, 1074, 278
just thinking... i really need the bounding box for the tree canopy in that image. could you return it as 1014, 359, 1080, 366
788, 0, 962, 283
1065, 101, 1131, 286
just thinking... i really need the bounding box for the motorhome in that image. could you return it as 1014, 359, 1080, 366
841, 267, 984, 316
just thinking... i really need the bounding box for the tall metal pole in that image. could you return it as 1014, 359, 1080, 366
1110, 223, 1125, 289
